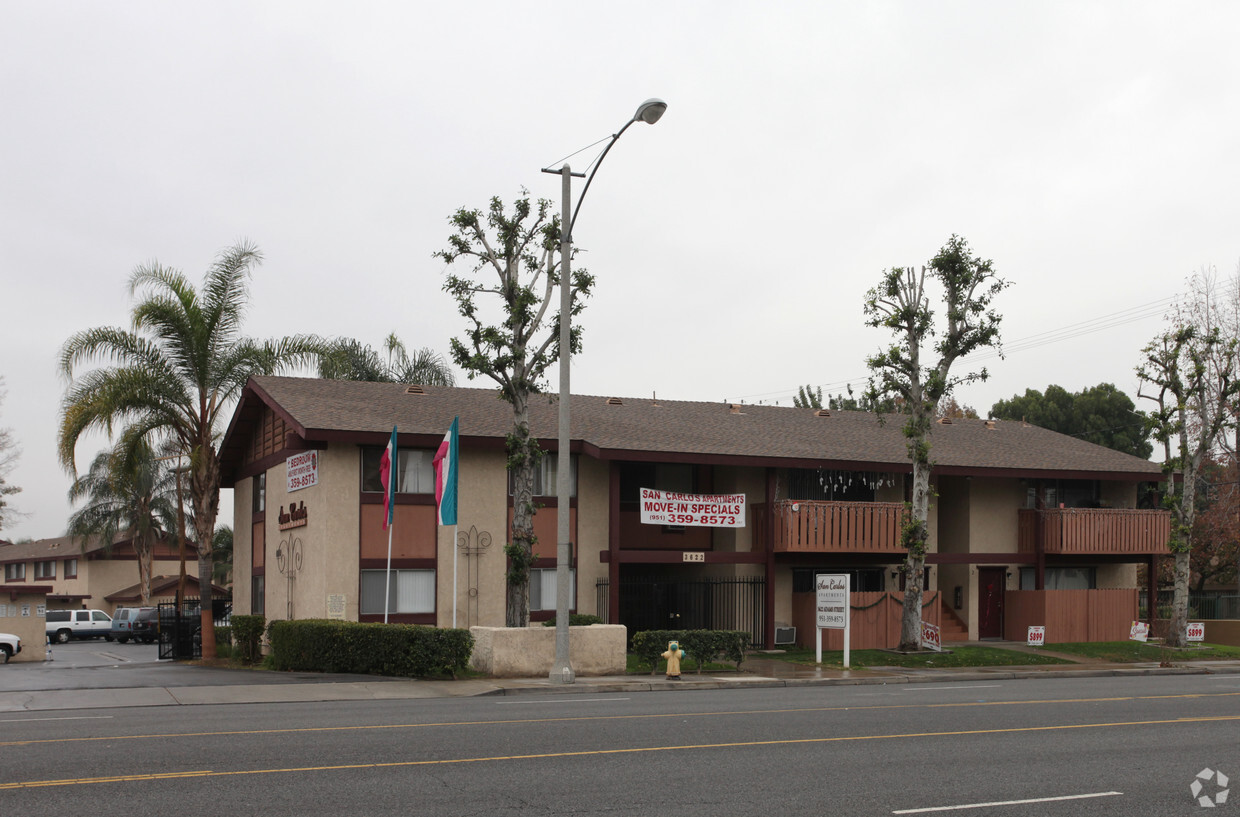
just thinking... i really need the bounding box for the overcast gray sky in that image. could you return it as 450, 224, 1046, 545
3, 2, 1238, 542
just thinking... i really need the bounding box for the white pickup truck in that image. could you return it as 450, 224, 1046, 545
0, 632, 19, 663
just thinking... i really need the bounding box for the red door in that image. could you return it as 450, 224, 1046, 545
978, 567, 1006, 639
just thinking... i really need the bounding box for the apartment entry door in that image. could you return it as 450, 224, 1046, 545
977, 567, 1006, 639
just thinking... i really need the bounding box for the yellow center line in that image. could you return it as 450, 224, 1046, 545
4, 714, 1239, 790
2, 691, 1238, 748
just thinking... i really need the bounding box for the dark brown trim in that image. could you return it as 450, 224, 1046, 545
608, 462, 620, 622
359, 558, 437, 570
926, 552, 1037, 565
4, 585, 54, 599
359, 613, 436, 625
359, 493, 437, 506
253, 509, 266, 524
764, 466, 776, 649
600, 550, 766, 564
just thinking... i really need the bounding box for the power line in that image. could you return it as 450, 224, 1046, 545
741, 293, 1177, 404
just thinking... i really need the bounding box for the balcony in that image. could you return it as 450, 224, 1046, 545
1018, 508, 1171, 555
772, 500, 907, 554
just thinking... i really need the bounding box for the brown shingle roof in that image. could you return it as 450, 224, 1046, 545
220, 376, 1162, 482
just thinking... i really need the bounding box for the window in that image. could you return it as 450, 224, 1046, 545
4, 563, 25, 582
1019, 567, 1096, 590
361, 448, 435, 494
64, 558, 78, 579
530, 568, 576, 612
252, 471, 266, 514
35, 560, 56, 579
509, 454, 578, 498
360, 569, 435, 614
251, 575, 265, 616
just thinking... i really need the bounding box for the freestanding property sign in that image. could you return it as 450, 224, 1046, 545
1027, 625, 1046, 647
1187, 622, 1206, 642
815, 574, 851, 668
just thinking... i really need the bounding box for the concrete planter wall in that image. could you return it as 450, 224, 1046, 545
469, 624, 627, 677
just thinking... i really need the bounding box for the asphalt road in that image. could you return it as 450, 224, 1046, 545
2, 671, 1238, 816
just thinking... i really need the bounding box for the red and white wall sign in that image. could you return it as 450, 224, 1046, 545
639, 488, 746, 528
287, 451, 318, 492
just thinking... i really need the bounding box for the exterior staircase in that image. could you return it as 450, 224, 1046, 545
940, 600, 970, 642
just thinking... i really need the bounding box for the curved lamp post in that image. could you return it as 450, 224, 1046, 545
541, 97, 666, 684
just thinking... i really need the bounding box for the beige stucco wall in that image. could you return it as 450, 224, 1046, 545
2, 592, 49, 662
968, 478, 1024, 553
439, 447, 509, 629
574, 456, 610, 618
469, 624, 627, 677
1096, 563, 1138, 589
937, 476, 970, 554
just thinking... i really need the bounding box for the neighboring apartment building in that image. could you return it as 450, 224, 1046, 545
0, 534, 198, 615
219, 376, 1170, 647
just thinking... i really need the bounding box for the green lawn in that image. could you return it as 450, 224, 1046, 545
759, 646, 1074, 670
1044, 641, 1240, 662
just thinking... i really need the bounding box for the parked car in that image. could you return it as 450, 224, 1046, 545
0, 632, 20, 663
45, 609, 114, 642
111, 607, 156, 643
129, 607, 160, 644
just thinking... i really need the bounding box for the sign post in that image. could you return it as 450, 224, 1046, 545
815, 574, 850, 668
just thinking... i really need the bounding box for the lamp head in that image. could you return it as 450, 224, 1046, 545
633, 98, 667, 125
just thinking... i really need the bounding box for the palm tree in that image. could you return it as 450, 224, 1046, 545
58, 241, 323, 658
66, 438, 178, 605
318, 332, 455, 385
211, 525, 234, 588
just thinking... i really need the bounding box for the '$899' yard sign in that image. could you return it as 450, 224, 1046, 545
1027, 626, 1046, 647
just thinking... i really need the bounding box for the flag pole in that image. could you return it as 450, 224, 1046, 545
452, 523, 459, 628
383, 523, 393, 624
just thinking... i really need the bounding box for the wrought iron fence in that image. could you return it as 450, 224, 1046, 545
157, 597, 232, 660
595, 576, 766, 647
1138, 590, 1240, 621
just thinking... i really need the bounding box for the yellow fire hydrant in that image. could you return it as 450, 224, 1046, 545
661, 640, 684, 680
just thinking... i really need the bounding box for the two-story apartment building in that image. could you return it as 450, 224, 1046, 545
219, 376, 1169, 647
0, 534, 200, 615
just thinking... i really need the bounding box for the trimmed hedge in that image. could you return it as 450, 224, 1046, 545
267, 619, 473, 678
231, 615, 265, 665
541, 614, 604, 627
631, 629, 749, 674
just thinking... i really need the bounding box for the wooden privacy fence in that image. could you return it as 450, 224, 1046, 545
791, 591, 941, 650
1004, 589, 1137, 643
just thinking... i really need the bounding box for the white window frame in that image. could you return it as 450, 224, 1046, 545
529, 567, 576, 612
360, 569, 436, 615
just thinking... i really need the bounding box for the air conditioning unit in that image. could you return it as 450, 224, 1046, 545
774, 626, 796, 645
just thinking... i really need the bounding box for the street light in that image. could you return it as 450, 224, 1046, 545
541, 97, 666, 684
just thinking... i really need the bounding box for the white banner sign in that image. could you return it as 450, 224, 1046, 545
639, 488, 746, 528
816, 574, 849, 629
1129, 621, 1150, 642
287, 451, 319, 493
1187, 622, 1206, 642
1027, 625, 1046, 647
920, 620, 942, 652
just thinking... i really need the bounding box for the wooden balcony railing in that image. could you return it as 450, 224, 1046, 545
1017, 508, 1171, 555
772, 500, 907, 554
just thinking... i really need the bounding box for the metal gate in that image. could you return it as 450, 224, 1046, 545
157, 598, 232, 660
595, 576, 766, 647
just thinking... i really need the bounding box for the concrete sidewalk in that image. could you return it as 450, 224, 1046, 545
4, 651, 1240, 713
